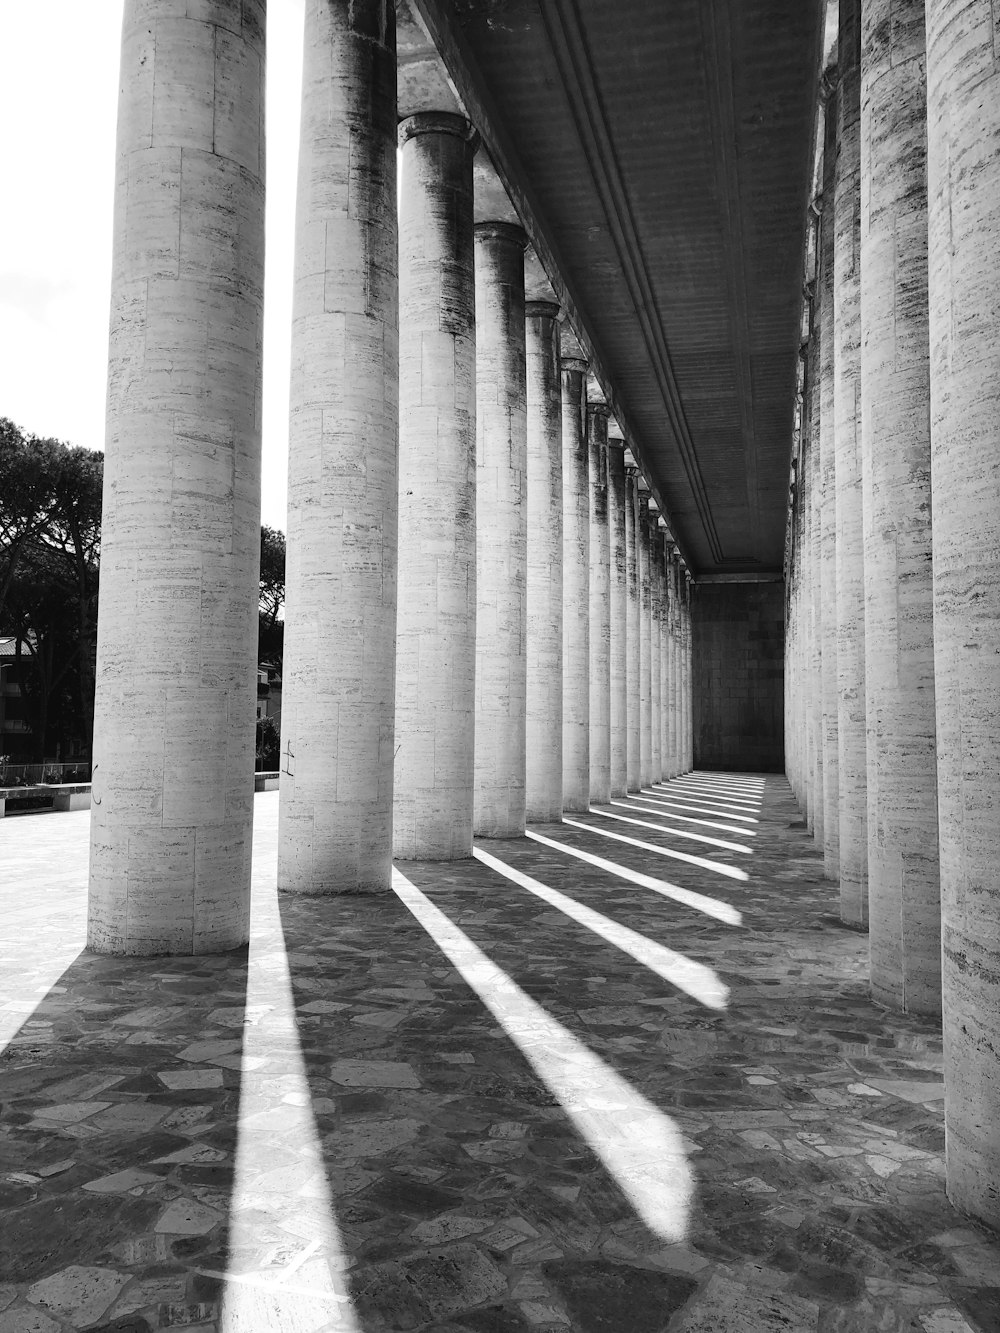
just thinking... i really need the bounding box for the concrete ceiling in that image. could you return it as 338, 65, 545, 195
400, 0, 825, 575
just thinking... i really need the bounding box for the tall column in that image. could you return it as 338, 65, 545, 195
280, 0, 398, 896
667, 547, 680, 780
608, 437, 628, 797
561, 355, 590, 812
926, 0, 1000, 1226
861, 0, 940, 1013
656, 532, 669, 784
394, 113, 478, 861
625, 466, 641, 792
474, 222, 529, 837
588, 403, 612, 803
819, 73, 842, 880
89, 0, 266, 954
808, 368, 825, 843
648, 514, 663, 784
835, 0, 868, 925
525, 301, 564, 822
688, 570, 693, 778
638, 491, 652, 786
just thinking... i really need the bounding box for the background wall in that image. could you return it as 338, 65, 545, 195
692, 581, 785, 772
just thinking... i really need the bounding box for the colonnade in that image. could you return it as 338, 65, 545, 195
786, 0, 1000, 1228
87, 4, 693, 944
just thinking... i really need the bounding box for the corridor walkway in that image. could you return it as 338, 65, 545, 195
1, 776, 997, 1332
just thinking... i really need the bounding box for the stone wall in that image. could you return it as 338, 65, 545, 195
692, 583, 785, 772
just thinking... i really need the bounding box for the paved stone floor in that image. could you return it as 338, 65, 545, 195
1, 774, 998, 1332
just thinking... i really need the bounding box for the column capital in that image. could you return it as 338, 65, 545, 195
525, 299, 560, 320
398, 111, 479, 149
560, 355, 588, 375
586, 401, 612, 419
607, 434, 626, 452
475, 220, 528, 250
624, 462, 640, 478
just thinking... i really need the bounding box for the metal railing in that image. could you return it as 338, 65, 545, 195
0, 761, 92, 788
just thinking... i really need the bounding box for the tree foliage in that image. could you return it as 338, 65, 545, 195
258, 524, 286, 664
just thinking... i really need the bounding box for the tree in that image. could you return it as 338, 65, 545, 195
0, 418, 63, 625
259, 524, 285, 664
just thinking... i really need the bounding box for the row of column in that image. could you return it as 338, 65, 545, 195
89, 4, 693, 943
786, 0, 1000, 1229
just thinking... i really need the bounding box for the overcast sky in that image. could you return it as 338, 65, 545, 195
0, 1, 305, 532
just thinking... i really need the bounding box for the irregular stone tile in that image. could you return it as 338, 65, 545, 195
412, 1215, 493, 1245
26, 1265, 128, 1326
918, 1310, 978, 1333
329, 1059, 422, 1089
0, 1309, 62, 1333
33, 1101, 111, 1123
157, 1069, 224, 1090
671, 1272, 820, 1331
543, 1260, 698, 1331
155, 1197, 224, 1236
868, 1080, 946, 1104
401, 1244, 508, 1318
322, 1117, 422, 1160
83, 1168, 160, 1193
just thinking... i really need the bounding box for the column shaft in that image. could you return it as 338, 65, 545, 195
525, 301, 564, 822
394, 113, 477, 860
474, 222, 529, 836
561, 356, 590, 811
861, 0, 940, 1013
926, 0, 1000, 1226
608, 439, 628, 797
89, 0, 266, 953
625, 468, 641, 791
638, 493, 652, 787
819, 75, 842, 879
668, 550, 680, 780
657, 534, 669, 784
648, 517, 662, 784
588, 405, 612, 803
835, 0, 868, 924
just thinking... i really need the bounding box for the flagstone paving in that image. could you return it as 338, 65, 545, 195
1, 775, 998, 1331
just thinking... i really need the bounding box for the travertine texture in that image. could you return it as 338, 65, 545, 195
394, 114, 478, 861
625, 468, 641, 792
926, 0, 1000, 1226
648, 517, 663, 784
279, 0, 398, 896
525, 301, 564, 822
683, 573, 694, 772
607, 438, 628, 797
656, 532, 669, 783
667, 548, 680, 780
561, 356, 590, 812
819, 76, 842, 881
834, 0, 868, 926
861, 0, 940, 1015
89, 0, 266, 953
808, 280, 825, 847
588, 405, 611, 803
638, 493, 653, 787
474, 222, 529, 837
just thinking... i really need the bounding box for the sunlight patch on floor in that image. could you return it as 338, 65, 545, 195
530, 825, 743, 924
609, 801, 752, 854
580, 810, 750, 881
393, 868, 695, 1243
474, 845, 729, 1009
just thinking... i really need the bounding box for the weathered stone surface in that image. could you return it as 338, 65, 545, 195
279, 0, 399, 894
394, 113, 478, 861
625, 469, 642, 792
607, 439, 628, 798
561, 354, 590, 813
88, 0, 265, 954
588, 404, 612, 804
474, 222, 529, 838
925, 0, 1000, 1228
525, 301, 564, 822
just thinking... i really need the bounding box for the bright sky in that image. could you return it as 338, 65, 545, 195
0, 1, 305, 532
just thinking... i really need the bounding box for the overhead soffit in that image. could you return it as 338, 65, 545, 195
402, 0, 824, 575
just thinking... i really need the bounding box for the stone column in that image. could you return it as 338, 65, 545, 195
588, 403, 612, 803
808, 374, 825, 844
625, 466, 641, 791
638, 491, 652, 787
394, 113, 478, 861
648, 513, 663, 784
666, 547, 679, 780
926, 0, 1000, 1226
561, 355, 590, 812
608, 437, 628, 797
279, 0, 397, 897
88, 0, 266, 954
683, 572, 693, 773
656, 532, 669, 784
835, 0, 868, 925
819, 73, 842, 880
525, 301, 564, 822
474, 221, 529, 836
861, 0, 940, 1014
